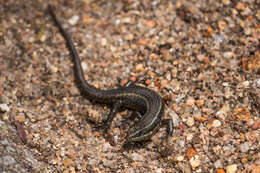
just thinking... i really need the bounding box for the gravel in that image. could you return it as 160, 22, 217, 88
0, 0, 259, 172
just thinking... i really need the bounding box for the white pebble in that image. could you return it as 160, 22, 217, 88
254, 78, 260, 88
197, 54, 205, 62
186, 133, 193, 141
179, 140, 185, 147
226, 164, 237, 173
2, 155, 16, 165
214, 159, 222, 168
115, 19, 120, 25
186, 117, 195, 127
0, 103, 10, 112
155, 168, 163, 173
242, 81, 250, 87
121, 17, 132, 24
131, 153, 143, 161
101, 38, 107, 46
223, 51, 234, 58
212, 119, 222, 128
103, 142, 111, 150
216, 110, 225, 120
190, 155, 201, 169
168, 110, 179, 127
176, 155, 184, 161
68, 15, 79, 25
81, 61, 88, 71
240, 142, 250, 153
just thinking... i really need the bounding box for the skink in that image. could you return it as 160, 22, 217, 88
48, 5, 170, 144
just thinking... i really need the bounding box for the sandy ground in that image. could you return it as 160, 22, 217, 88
0, 0, 259, 172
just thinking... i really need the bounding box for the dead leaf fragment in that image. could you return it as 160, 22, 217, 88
234, 107, 253, 124
186, 148, 197, 160
144, 20, 156, 28
15, 122, 27, 144
137, 39, 147, 45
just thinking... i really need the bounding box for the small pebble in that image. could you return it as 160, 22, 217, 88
195, 99, 204, 107
222, 0, 230, 5
186, 117, 195, 127
212, 119, 222, 128
226, 164, 237, 173
2, 155, 16, 166
63, 158, 74, 167
14, 113, 25, 123
239, 142, 250, 153
189, 155, 201, 169
101, 38, 107, 46
176, 155, 184, 161
218, 20, 227, 30
144, 20, 156, 28
252, 121, 260, 130
252, 165, 260, 173
242, 81, 250, 87
179, 140, 185, 147
216, 169, 225, 173
197, 54, 205, 62
131, 153, 144, 161
155, 168, 163, 173
236, 2, 245, 10
186, 98, 195, 106
68, 15, 79, 25
186, 133, 193, 141
186, 148, 197, 160
121, 17, 132, 23
103, 160, 114, 167
168, 110, 179, 126
0, 103, 9, 112
223, 52, 234, 58
135, 64, 144, 71
81, 61, 88, 71
254, 78, 260, 88
214, 159, 222, 168
103, 142, 112, 151
125, 33, 134, 41
0, 95, 9, 104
